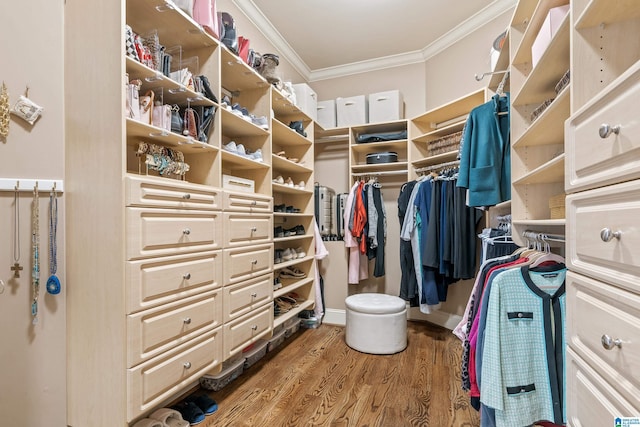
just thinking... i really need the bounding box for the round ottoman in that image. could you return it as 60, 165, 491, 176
345, 293, 407, 354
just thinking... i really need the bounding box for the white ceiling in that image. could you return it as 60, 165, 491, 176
232, 0, 516, 81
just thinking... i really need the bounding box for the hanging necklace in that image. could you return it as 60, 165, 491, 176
46, 186, 60, 295
11, 184, 23, 278
31, 183, 40, 324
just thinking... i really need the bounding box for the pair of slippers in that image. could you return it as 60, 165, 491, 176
133, 394, 218, 427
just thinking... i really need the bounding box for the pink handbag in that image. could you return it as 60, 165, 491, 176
193, 0, 219, 39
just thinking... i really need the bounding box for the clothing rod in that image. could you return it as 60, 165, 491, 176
351, 170, 407, 177
522, 230, 565, 243
414, 160, 460, 174
0, 178, 64, 192
474, 69, 508, 81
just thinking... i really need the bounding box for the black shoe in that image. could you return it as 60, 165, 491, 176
274, 226, 284, 238
289, 120, 307, 137
274, 203, 286, 212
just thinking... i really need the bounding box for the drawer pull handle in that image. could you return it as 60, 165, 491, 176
183, 228, 191, 235
601, 334, 622, 350
250, 227, 257, 232
251, 292, 258, 298
183, 317, 192, 325
600, 228, 621, 242
251, 259, 258, 265
183, 361, 192, 369
251, 325, 258, 331
183, 273, 191, 280
182, 193, 191, 199
599, 123, 621, 139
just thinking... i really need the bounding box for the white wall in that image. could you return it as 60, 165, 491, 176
0, 1, 66, 426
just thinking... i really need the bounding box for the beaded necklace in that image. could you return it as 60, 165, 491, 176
46, 186, 60, 295
31, 184, 40, 324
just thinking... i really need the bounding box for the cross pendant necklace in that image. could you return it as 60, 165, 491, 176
12, 184, 22, 278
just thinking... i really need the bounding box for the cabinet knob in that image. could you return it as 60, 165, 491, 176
183, 228, 191, 235
251, 200, 257, 206
599, 123, 621, 139
182, 193, 191, 199
250, 227, 257, 232
251, 325, 258, 331
600, 227, 621, 242
183, 273, 191, 280
183, 361, 192, 369
601, 334, 622, 350
183, 317, 192, 325
251, 292, 258, 298
251, 259, 258, 265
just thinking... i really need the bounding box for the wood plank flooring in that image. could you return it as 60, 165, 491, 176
199, 321, 479, 427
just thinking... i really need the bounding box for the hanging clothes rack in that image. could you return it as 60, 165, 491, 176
351, 170, 406, 178
474, 69, 509, 81
414, 160, 460, 175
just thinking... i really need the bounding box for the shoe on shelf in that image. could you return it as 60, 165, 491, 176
279, 266, 306, 279
223, 141, 238, 153
274, 203, 286, 212
295, 225, 305, 235
289, 120, 307, 137
272, 175, 284, 185
297, 180, 305, 189
274, 226, 284, 238
285, 205, 294, 213
247, 148, 263, 162
282, 248, 295, 261
274, 249, 283, 264
221, 95, 232, 109
273, 276, 282, 291
251, 115, 269, 130
284, 177, 295, 187
235, 143, 247, 156
295, 247, 306, 258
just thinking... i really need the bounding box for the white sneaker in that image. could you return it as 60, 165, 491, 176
223, 141, 238, 153
285, 177, 294, 187
295, 247, 306, 258
236, 143, 246, 156
282, 248, 295, 261
272, 175, 284, 185
248, 148, 263, 162
297, 181, 305, 189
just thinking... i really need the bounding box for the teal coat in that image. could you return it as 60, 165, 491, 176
457, 94, 510, 207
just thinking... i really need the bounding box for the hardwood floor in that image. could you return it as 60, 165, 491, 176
199, 321, 480, 427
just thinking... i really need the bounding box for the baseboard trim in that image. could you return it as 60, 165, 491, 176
320, 307, 461, 331
322, 309, 346, 326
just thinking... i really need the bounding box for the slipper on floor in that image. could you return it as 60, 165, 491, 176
171, 402, 205, 426
149, 408, 189, 427
132, 418, 164, 427
185, 394, 218, 416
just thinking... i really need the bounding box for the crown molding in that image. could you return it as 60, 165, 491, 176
233, 0, 516, 82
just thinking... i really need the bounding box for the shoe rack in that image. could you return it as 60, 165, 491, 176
271, 88, 316, 328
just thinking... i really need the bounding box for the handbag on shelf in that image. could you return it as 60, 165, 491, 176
171, 105, 183, 134
183, 107, 198, 138
238, 36, 250, 64
153, 103, 172, 131
194, 0, 220, 39
139, 90, 155, 125
126, 79, 142, 121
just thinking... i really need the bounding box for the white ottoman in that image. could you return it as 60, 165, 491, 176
345, 293, 407, 354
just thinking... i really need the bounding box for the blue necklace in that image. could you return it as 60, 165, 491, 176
46, 186, 60, 295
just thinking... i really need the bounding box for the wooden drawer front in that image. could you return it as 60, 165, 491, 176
127, 290, 222, 367
566, 61, 640, 192
223, 213, 272, 248
223, 304, 272, 359
567, 348, 640, 427
223, 190, 273, 213
223, 273, 274, 323
126, 208, 222, 260
567, 271, 640, 406
566, 180, 640, 293
223, 244, 273, 285
125, 176, 221, 210
126, 251, 222, 314
127, 327, 222, 422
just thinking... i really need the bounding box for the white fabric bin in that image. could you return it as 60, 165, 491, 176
317, 100, 336, 129
368, 90, 403, 123
336, 95, 368, 127
293, 83, 317, 121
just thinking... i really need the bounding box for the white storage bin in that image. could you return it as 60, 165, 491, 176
368, 90, 404, 123
292, 83, 317, 121
531, 5, 569, 68
336, 95, 368, 127
317, 100, 336, 129
222, 174, 255, 193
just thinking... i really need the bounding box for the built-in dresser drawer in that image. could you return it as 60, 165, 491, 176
126, 208, 222, 260
223, 244, 273, 285
566, 347, 640, 427
566, 180, 640, 293
223, 190, 273, 213
125, 175, 222, 210
566, 61, 640, 193
127, 327, 222, 422
223, 273, 273, 323
126, 250, 222, 314
127, 289, 222, 367
566, 271, 640, 406
223, 212, 272, 248
223, 303, 272, 359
